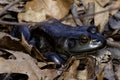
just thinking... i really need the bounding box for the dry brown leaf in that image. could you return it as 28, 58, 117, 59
87, 56, 96, 79
94, 0, 109, 33
83, 0, 94, 7
0, 48, 16, 59
0, 50, 58, 80
0, 33, 58, 80
96, 61, 116, 80
94, 0, 120, 32
79, 0, 109, 32
77, 69, 87, 80
115, 65, 120, 80
18, 0, 73, 22
0, 50, 42, 80
59, 59, 80, 80
0, 32, 45, 60
95, 0, 111, 7
61, 15, 76, 26
109, 0, 120, 15
0, 32, 26, 52
0, 0, 25, 12
21, 33, 46, 60
0, 32, 9, 39
96, 68, 105, 80
95, 49, 116, 79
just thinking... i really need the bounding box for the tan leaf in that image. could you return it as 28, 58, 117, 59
0, 50, 58, 80
18, 0, 73, 22
61, 59, 80, 80
94, 0, 109, 33
0, 33, 26, 52
87, 56, 96, 79
95, 0, 111, 7
96, 69, 105, 80
0, 32, 45, 60
109, 0, 120, 15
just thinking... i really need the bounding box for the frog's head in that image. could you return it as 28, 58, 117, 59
62, 26, 106, 54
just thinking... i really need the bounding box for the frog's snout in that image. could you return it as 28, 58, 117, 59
90, 39, 103, 48
87, 26, 106, 49
90, 35, 106, 49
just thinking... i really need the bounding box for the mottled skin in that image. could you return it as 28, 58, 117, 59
10, 19, 106, 65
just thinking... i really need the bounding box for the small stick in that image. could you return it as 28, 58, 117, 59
83, 2, 95, 26
0, 20, 43, 26
71, 4, 83, 26
0, 20, 31, 26
111, 29, 119, 35
60, 7, 120, 24
0, 7, 119, 26
83, 7, 120, 18
0, 0, 20, 16
107, 39, 120, 48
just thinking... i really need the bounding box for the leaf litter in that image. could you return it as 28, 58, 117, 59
0, 0, 120, 80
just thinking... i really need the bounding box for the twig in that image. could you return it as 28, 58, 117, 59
60, 7, 120, 23
0, 0, 20, 17
71, 4, 83, 26
83, 2, 95, 26
0, 7, 119, 26
83, 7, 120, 18
111, 29, 119, 35
107, 39, 120, 48
0, 20, 32, 26
0, 20, 44, 26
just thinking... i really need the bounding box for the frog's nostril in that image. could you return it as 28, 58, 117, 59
88, 26, 98, 33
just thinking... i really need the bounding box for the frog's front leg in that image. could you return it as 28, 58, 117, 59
44, 52, 66, 67
10, 26, 36, 45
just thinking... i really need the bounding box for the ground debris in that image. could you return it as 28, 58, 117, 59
0, 0, 120, 80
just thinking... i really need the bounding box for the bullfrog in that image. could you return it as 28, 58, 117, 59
10, 19, 106, 65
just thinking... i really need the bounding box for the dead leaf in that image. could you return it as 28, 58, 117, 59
87, 56, 96, 79
83, 0, 94, 5
0, 32, 26, 52
0, 50, 42, 80
0, 32, 45, 61
0, 0, 25, 12
109, 0, 120, 15
21, 33, 46, 60
95, 0, 111, 7
18, 0, 73, 22
77, 69, 87, 80
0, 48, 16, 59
0, 50, 59, 80
59, 59, 80, 80
77, 0, 109, 32
94, 0, 109, 33
96, 68, 105, 80
61, 15, 76, 26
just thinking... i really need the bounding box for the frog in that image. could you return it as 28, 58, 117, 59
10, 18, 106, 66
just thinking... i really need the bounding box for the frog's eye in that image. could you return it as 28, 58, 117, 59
88, 26, 98, 33
79, 34, 90, 44
67, 38, 76, 49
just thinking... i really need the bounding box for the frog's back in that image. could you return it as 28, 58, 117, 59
37, 19, 86, 37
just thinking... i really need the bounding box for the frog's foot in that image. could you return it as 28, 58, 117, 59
44, 52, 66, 68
